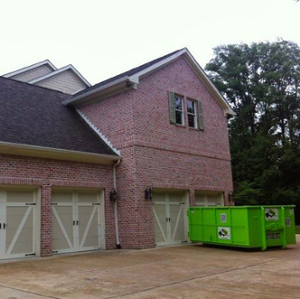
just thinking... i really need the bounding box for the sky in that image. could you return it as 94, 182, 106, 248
1, 0, 300, 85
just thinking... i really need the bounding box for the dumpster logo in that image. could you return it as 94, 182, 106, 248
218, 227, 231, 240
265, 208, 278, 221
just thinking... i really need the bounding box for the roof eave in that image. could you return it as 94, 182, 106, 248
63, 76, 137, 107
0, 141, 120, 165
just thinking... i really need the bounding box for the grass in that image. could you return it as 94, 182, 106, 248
296, 225, 300, 234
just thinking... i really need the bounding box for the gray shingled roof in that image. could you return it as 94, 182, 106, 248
73, 48, 184, 97
0, 77, 117, 157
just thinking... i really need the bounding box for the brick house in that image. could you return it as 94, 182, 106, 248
0, 48, 234, 260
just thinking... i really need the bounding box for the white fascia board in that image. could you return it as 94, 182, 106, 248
183, 50, 235, 116
28, 64, 91, 87
0, 141, 120, 165
2, 60, 57, 78
76, 109, 121, 156
128, 49, 187, 83
63, 76, 131, 106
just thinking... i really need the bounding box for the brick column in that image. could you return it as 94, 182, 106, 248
41, 184, 52, 257
189, 188, 195, 206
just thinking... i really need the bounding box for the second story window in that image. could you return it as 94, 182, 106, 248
174, 94, 184, 125
187, 99, 197, 128
169, 91, 203, 130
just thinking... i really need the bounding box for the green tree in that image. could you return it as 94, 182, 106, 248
206, 40, 300, 222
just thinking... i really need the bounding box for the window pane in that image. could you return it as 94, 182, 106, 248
176, 111, 183, 125
188, 114, 195, 128
174, 95, 183, 110
187, 100, 195, 114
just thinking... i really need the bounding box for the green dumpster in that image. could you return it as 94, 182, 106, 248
188, 205, 296, 250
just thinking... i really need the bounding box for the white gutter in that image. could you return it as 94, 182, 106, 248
113, 160, 121, 249
0, 141, 120, 164
63, 76, 133, 106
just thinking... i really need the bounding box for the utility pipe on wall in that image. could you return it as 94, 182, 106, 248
113, 160, 121, 249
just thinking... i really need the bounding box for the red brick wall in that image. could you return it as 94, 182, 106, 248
0, 154, 115, 256
81, 56, 233, 249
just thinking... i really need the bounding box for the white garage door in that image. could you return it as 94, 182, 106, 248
153, 191, 188, 246
195, 191, 224, 206
0, 189, 37, 260
51, 190, 103, 254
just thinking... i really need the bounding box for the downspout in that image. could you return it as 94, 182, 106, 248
113, 160, 121, 249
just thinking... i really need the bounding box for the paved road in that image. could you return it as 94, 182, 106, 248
0, 236, 299, 299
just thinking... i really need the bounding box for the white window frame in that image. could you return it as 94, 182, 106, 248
187, 99, 197, 129
174, 94, 184, 125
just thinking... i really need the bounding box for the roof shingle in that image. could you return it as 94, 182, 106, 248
0, 77, 117, 157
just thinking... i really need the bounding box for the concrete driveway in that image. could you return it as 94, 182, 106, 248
0, 236, 299, 299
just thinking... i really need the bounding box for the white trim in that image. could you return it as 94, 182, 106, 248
76, 109, 121, 156
187, 99, 197, 129
0, 141, 120, 164
2, 60, 57, 78
65, 49, 235, 116
28, 64, 91, 87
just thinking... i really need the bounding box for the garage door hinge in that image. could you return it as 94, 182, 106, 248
26, 203, 36, 206
51, 203, 58, 206
52, 250, 58, 254
25, 253, 36, 256
92, 203, 100, 206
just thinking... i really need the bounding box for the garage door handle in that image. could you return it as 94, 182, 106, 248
3, 223, 6, 229
73, 220, 75, 226
76, 220, 79, 225
0, 223, 1, 229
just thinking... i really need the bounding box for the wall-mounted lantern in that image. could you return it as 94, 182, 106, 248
110, 188, 118, 202
145, 186, 153, 201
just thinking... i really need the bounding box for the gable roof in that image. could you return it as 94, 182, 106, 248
0, 77, 119, 164
64, 48, 235, 116
2, 59, 57, 78
29, 64, 91, 90
72, 49, 182, 98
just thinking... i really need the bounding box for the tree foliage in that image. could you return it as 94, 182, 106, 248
206, 40, 300, 222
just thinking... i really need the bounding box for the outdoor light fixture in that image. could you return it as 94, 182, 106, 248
145, 186, 153, 201
110, 188, 118, 202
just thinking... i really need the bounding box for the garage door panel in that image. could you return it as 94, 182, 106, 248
7, 191, 33, 203
79, 207, 99, 248
170, 205, 185, 242
0, 190, 37, 259
52, 191, 102, 254
78, 193, 98, 203
195, 192, 224, 206
7, 207, 34, 255
52, 206, 74, 251
52, 192, 73, 203
153, 192, 187, 246
153, 204, 167, 244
